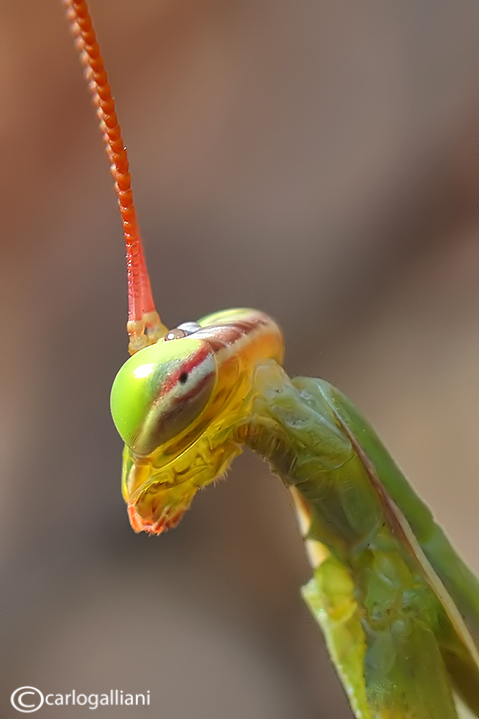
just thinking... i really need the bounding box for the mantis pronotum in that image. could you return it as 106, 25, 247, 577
65, 2, 479, 717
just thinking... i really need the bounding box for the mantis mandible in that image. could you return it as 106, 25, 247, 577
65, 2, 479, 717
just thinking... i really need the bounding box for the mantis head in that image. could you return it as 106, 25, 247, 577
111, 310, 284, 534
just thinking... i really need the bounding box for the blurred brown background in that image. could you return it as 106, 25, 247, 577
2, 0, 479, 717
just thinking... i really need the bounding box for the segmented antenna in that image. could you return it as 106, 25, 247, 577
64, 0, 168, 353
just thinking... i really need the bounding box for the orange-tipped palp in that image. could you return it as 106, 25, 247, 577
64, 0, 167, 353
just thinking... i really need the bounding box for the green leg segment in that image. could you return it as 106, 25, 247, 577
303, 549, 459, 719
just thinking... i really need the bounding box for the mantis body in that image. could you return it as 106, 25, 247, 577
66, 2, 479, 717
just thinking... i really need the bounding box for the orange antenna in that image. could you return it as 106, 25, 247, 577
64, 0, 168, 353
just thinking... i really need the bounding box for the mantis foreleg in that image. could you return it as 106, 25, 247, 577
241, 363, 475, 718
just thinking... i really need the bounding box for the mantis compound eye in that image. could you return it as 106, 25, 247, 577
110, 337, 218, 456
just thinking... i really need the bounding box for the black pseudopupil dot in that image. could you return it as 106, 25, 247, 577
179, 372, 188, 384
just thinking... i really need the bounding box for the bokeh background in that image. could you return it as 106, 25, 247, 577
2, 1, 479, 717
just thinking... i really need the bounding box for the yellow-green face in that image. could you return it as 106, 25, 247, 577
110, 309, 284, 535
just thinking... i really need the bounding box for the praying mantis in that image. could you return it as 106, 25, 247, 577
65, 2, 479, 717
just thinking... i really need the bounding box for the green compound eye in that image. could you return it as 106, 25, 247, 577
110, 338, 217, 456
